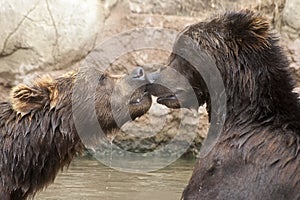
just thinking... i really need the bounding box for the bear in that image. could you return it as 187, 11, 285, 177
0, 66, 152, 200
147, 10, 300, 200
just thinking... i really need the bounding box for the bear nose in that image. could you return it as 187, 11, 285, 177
132, 67, 145, 80
146, 70, 160, 84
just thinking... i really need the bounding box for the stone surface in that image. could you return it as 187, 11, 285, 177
0, 0, 105, 85
286, 39, 300, 85
283, 0, 300, 31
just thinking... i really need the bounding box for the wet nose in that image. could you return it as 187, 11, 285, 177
131, 67, 145, 80
146, 70, 160, 84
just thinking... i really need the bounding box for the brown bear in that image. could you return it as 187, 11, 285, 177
147, 10, 300, 200
0, 66, 152, 200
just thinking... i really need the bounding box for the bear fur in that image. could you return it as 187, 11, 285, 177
148, 10, 300, 200
0, 67, 151, 200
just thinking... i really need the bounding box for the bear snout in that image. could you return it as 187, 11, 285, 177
131, 67, 145, 80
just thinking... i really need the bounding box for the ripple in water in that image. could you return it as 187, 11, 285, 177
35, 156, 195, 200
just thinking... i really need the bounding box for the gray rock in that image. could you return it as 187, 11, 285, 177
127, 0, 278, 17
283, 0, 300, 30
0, 0, 105, 85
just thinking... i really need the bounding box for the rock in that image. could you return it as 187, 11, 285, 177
127, 0, 281, 18
283, 0, 300, 30
289, 39, 300, 67
0, 0, 105, 85
128, 0, 181, 15
115, 101, 208, 158
287, 39, 300, 85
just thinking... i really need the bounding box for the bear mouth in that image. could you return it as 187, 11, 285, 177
156, 93, 181, 108
157, 94, 177, 104
129, 89, 150, 106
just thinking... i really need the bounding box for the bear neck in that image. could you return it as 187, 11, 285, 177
209, 44, 300, 131
224, 74, 300, 128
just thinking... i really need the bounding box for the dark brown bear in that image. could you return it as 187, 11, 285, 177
0, 66, 151, 200
148, 10, 300, 200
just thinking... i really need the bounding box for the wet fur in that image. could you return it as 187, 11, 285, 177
182, 11, 300, 200
0, 68, 151, 200
0, 75, 82, 200
150, 10, 300, 199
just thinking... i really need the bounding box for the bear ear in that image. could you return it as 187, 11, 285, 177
10, 77, 58, 115
226, 10, 271, 48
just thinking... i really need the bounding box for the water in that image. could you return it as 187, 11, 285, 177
36, 156, 195, 200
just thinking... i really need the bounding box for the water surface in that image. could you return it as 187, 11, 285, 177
36, 156, 195, 200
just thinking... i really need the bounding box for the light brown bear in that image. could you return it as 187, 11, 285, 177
0, 66, 151, 200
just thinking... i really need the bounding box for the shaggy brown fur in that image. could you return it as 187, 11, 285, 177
0, 67, 151, 200
148, 10, 300, 199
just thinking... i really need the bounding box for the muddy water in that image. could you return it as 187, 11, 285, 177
36, 156, 195, 200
